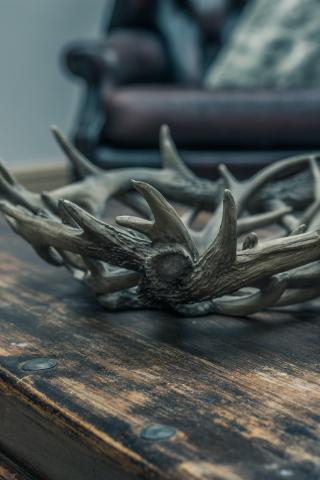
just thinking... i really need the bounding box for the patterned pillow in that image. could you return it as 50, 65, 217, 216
205, 0, 320, 88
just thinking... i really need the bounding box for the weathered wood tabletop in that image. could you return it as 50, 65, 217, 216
0, 211, 319, 480
0, 454, 33, 480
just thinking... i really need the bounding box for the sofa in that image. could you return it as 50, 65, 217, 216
63, 0, 320, 176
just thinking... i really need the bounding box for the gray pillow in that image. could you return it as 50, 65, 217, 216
205, 0, 320, 88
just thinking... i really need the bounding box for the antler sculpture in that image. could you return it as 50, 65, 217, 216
1, 125, 320, 317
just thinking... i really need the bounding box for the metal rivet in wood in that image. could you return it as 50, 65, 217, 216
21, 358, 58, 372
140, 424, 176, 441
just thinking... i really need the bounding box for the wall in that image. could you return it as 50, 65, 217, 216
0, 0, 108, 166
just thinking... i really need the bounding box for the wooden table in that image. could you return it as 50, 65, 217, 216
0, 213, 319, 480
0, 454, 33, 480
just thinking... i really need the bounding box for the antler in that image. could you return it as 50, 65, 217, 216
45, 125, 222, 218
1, 125, 320, 317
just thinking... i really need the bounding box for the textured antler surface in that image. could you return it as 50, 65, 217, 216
1, 125, 320, 317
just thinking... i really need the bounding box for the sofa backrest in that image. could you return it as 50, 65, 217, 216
106, 0, 246, 83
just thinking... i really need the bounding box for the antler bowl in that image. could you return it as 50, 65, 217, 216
1, 125, 320, 317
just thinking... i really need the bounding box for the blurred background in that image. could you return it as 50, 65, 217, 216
0, 0, 106, 166
0, 0, 319, 177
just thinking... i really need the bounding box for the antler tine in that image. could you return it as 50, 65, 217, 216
174, 276, 288, 317
310, 156, 320, 200
233, 229, 320, 289
45, 124, 221, 218
32, 245, 63, 266
225, 275, 288, 315
242, 232, 259, 250
0, 160, 44, 213
0, 199, 149, 271
237, 206, 292, 235
0, 200, 82, 262
51, 125, 101, 179
276, 285, 320, 307
191, 202, 223, 252
218, 153, 320, 213
192, 203, 291, 253
0, 198, 62, 266
266, 198, 300, 232
0, 163, 20, 201
34, 206, 91, 273
80, 257, 141, 295
217, 164, 239, 196
116, 180, 199, 259
300, 157, 320, 231
59, 199, 108, 237
115, 214, 152, 236
59, 199, 150, 268
283, 261, 320, 288
200, 189, 237, 271
159, 125, 194, 179
289, 224, 307, 236
0, 201, 94, 271
0, 159, 17, 185
185, 221, 320, 303
158, 125, 223, 209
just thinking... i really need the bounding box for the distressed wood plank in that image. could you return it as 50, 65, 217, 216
0, 454, 33, 480
0, 216, 319, 480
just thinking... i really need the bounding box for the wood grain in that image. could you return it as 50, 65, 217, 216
0, 214, 319, 480
0, 454, 33, 480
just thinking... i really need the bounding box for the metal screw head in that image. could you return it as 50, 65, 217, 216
140, 424, 176, 441
21, 358, 58, 372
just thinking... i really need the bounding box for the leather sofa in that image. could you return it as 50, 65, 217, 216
63, 0, 320, 176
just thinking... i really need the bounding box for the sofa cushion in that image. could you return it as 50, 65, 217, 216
205, 0, 320, 88
102, 86, 320, 149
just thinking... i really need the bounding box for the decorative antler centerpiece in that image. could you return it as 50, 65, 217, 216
1, 125, 320, 317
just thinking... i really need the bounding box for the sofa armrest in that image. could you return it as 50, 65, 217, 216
64, 29, 169, 85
